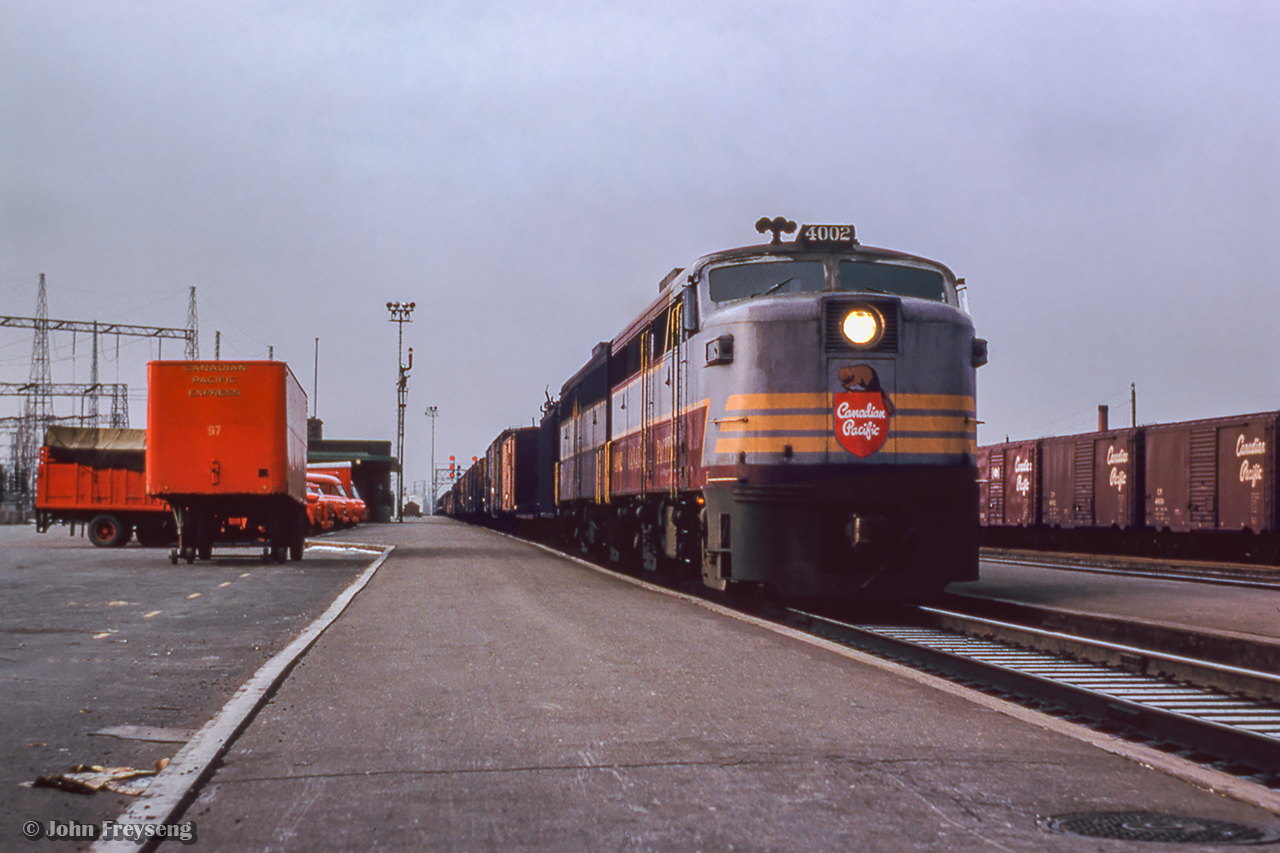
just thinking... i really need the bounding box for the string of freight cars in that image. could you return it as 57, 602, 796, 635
980, 411, 1280, 564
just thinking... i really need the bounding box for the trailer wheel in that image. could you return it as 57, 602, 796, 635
88, 514, 130, 548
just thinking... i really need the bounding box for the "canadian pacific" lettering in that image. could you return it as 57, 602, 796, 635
843, 420, 882, 439
1237, 435, 1267, 457
1106, 444, 1128, 491
836, 401, 886, 420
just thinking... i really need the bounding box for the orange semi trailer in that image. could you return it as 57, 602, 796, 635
146, 360, 308, 563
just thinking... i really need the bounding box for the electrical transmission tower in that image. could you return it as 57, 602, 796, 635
185, 286, 199, 360
0, 274, 200, 512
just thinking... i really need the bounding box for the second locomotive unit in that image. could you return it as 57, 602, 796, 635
458, 218, 988, 601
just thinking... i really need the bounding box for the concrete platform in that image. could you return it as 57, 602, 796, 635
958, 557, 1280, 642
176, 519, 1280, 851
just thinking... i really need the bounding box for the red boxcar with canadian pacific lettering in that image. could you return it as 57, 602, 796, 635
146, 360, 308, 563
1143, 413, 1276, 535
1035, 429, 1142, 531
980, 412, 1280, 562
978, 439, 1039, 527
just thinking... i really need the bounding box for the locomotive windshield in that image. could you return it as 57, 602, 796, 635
839, 261, 945, 301
708, 260, 825, 303
707, 258, 948, 304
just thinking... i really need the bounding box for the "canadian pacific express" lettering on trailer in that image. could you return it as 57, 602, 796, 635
185, 364, 247, 396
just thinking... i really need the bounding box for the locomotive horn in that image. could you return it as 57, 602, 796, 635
755, 216, 797, 244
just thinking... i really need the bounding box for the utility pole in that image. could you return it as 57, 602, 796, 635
387, 301, 415, 522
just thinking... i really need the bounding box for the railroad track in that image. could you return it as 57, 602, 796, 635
774, 602, 1280, 785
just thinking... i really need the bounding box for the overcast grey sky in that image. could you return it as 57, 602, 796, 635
3, 0, 1278, 490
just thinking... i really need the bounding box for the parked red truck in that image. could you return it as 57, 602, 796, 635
146, 360, 308, 563
35, 426, 175, 547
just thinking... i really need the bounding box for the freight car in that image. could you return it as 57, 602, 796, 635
449, 218, 988, 601
35, 426, 176, 547
484, 426, 540, 523
146, 360, 309, 563
979, 411, 1280, 562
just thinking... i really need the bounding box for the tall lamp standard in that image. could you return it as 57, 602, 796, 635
425, 406, 438, 513
387, 301, 415, 522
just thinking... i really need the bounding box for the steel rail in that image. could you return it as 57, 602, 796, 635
786, 605, 1280, 780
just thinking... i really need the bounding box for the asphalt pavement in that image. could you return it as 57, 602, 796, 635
0, 523, 376, 850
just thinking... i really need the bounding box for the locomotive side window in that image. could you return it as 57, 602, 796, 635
610, 335, 643, 384
609, 301, 685, 385
651, 309, 668, 356
838, 261, 945, 301
708, 260, 825, 303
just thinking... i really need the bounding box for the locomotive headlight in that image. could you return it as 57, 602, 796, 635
841, 306, 883, 348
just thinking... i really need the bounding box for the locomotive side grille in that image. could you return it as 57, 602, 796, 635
824, 297, 899, 353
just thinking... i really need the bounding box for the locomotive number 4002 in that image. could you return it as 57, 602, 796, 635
800, 224, 856, 246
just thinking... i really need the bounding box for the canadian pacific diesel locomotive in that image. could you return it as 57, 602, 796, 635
449, 218, 989, 601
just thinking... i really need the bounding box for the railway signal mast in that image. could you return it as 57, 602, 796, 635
386, 301, 415, 522
425, 405, 438, 512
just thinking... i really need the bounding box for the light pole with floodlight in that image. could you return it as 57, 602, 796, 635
387, 301, 415, 522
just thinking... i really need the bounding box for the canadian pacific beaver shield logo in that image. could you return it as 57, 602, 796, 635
834, 365, 892, 457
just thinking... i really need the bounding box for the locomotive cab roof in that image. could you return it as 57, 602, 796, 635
612, 220, 964, 349
684, 222, 960, 288
675, 221, 962, 311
